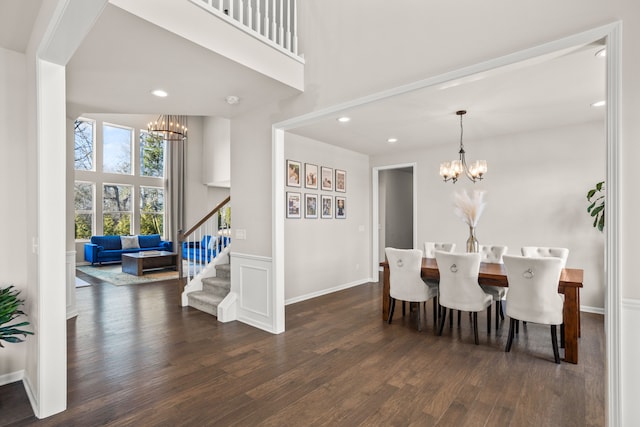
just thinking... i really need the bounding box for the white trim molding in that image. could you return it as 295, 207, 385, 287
0, 370, 24, 387
285, 278, 372, 306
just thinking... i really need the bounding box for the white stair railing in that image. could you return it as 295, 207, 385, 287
179, 196, 231, 288
189, 0, 301, 59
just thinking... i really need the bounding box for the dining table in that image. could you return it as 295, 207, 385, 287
380, 257, 584, 364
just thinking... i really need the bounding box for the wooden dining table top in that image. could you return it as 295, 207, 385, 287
380, 257, 584, 289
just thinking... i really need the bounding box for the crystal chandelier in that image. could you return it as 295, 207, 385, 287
439, 110, 487, 183
147, 115, 188, 141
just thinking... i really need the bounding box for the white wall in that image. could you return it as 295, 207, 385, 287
0, 47, 29, 382
284, 132, 371, 302
371, 121, 606, 310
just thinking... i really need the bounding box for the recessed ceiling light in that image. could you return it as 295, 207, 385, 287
387, 138, 398, 144
337, 116, 351, 123
595, 48, 606, 58
591, 100, 606, 107
151, 89, 168, 98
225, 95, 240, 105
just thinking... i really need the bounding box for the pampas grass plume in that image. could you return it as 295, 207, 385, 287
453, 189, 486, 227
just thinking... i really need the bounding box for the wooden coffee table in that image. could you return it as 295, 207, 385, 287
122, 251, 178, 276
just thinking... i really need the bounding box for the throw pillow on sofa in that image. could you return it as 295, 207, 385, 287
121, 235, 140, 249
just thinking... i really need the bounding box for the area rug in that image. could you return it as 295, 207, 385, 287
76, 264, 178, 286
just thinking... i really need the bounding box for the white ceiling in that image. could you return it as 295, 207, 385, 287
287, 42, 606, 156
1, 1, 605, 156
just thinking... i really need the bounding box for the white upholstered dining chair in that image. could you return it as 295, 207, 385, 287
503, 255, 565, 363
478, 244, 508, 330
435, 251, 492, 344
385, 248, 439, 332
521, 246, 569, 268
424, 242, 456, 258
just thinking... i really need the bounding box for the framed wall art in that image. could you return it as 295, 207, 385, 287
335, 196, 346, 219
305, 163, 318, 189
321, 194, 333, 218
287, 192, 301, 218
305, 193, 318, 218
287, 160, 301, 187
335, 169, 346, 193
321, 166, 333, 191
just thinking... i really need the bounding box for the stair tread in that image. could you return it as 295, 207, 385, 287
202, 276, 230, 285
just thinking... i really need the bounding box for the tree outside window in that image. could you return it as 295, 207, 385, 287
140, 186, 164, 235
140, 132, 165, 177
74, 181, 94, 240
103, 184, 132, 235
74, 119, 94, 171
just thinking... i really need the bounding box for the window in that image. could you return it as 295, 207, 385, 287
140, 132, 165, 177
74, 119, 94, 171
103, 184, 132, 236
140, 186, 164, 235
74, 181, 94, 240
103, 124, 132, 174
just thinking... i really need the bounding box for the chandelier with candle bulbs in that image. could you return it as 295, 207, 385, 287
439, 110, 487, 183
147, 115, 188, 141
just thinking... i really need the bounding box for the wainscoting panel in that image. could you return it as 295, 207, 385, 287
231, 253, 275, 333
622, 298, 640, 425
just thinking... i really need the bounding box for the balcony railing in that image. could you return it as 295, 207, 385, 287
190, 0, 301, 60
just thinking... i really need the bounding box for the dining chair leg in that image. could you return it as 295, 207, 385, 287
457, 310, 461, 328
417, 303, 422, 332
432, 298, 438, 324
402, 301, 406, 316
438, 307, 447, 336
449, 308, 453, 328
515, 319, 519, 334
473, 312, 479, 345
495, 301, 501, 330
499, 300, 505, 319
486, 305, 492, 335
388, 298, 396, 324
560, 323, 565, 349
551, 325, 561, 364
505, 318, 516, 352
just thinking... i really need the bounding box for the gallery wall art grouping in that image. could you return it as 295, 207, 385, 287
286, 159, 346, 219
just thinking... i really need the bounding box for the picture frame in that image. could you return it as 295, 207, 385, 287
335, 169, 346, 193
287, 160, 301, 187
321, 166, 333, 191
305, 163, 318, 189
335, 196, 346, 219
305, 193, 318, 218
321, 194, 333, 218
286, 192, 301, 218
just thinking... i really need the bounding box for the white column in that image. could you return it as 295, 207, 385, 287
285, 0, 291, 50
292, 0, 298, 55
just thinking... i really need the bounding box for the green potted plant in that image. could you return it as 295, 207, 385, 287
0, 285, 33, 347
586, 181, 605, 232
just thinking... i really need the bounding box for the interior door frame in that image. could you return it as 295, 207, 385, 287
371, 163, 418, 278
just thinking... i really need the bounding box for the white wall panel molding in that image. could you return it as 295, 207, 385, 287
230, 252, 277, 333
622, 299, 640, 426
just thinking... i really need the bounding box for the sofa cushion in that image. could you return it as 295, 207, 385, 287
138, 234, 162, 248
121, 235, 140, 249
91, 235, 122, 250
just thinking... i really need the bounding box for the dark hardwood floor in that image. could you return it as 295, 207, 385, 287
1, 271, 604, 426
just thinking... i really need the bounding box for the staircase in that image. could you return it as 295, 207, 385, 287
187, 264, 230, 317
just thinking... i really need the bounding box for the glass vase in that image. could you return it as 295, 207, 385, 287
466, 225, 479, 253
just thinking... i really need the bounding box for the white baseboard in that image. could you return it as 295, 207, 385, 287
0, 370, 24, 386
23, 374, 38, 418
581, 305, 604, 315
285, 278, 373, 305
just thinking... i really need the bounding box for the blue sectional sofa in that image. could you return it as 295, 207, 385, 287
84, 234, 173, 265
182, 235, 230, 263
